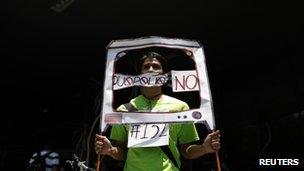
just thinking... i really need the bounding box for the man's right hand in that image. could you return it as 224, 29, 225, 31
95, 134, 114, 155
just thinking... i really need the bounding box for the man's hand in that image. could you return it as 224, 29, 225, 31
181, 130, 221, 159
202, 130, 221, 154
95, 134, 114, 155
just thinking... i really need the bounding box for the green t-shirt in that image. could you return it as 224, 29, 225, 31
110, 95, 199, 171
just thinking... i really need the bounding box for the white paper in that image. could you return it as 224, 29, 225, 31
171, 70, 199, 92
113, 73, 168, 90
127, 123, 169, 148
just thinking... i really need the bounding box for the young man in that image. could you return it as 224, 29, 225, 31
95, 51, 221, 171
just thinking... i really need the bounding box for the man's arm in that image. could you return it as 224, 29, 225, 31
95, 134, 127, 161
180, 130, 221, 159
95, 104, 129, 160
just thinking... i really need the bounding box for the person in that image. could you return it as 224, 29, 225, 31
95, 51, 221, 171
27, 145, 60, 171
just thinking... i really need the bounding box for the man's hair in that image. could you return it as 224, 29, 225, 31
137, 51, 168, 74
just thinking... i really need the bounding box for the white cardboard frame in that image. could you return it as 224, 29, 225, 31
100, 36, 216, 132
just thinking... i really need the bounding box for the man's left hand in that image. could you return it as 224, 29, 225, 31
202, 130, 221, 153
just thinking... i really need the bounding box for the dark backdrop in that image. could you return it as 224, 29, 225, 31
2, 0, 304, 170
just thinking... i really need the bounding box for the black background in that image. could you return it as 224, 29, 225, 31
2, 0, 304, 170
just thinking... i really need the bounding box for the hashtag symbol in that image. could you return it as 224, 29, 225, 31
130, 124, 141, 139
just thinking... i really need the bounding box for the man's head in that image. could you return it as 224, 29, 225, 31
137, 51, 168, 74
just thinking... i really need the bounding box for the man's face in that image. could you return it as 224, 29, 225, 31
141, 57, 163, 74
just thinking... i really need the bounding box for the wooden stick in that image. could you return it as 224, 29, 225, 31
96, 154, 101, 171
211, 129, 221, 171
215, 151, 221, 171
96, 132, 102, 171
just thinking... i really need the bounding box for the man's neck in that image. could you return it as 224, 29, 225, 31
141, 87, 162, 100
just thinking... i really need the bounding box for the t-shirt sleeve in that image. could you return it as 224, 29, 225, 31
110, 124, 128, 141
178, 102, 199, 144
116, 104, 128, 112
182, 102, 190, 111
178, 123, 199, 144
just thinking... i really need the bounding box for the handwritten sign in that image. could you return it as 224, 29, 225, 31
171, 70, 199, 92
127, 123, 169, 148
113, 73, 168, 90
